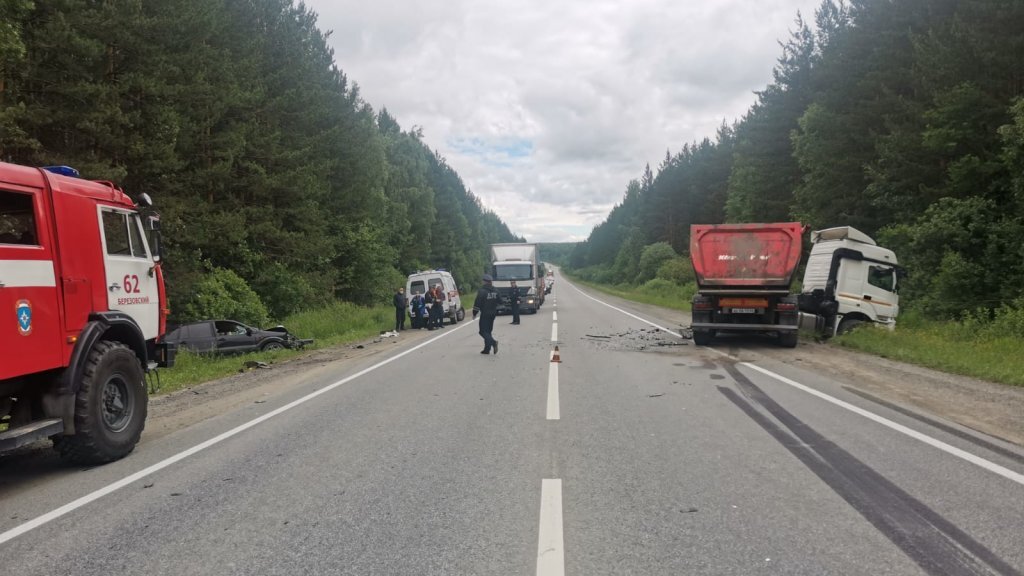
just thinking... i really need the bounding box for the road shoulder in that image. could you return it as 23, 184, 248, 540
569, 284, 1024, 447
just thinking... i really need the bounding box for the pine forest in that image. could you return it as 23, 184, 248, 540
569, 0, 1024, 321
0, 0, 520, 324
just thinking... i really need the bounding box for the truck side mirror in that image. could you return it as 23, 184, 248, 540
147, 215, 163, 261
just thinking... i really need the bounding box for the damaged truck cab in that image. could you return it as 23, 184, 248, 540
797, 226, 902, 336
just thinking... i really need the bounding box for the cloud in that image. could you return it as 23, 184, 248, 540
307, 0, 821, 242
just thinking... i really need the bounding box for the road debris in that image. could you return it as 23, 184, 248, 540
241, 360, 270, 371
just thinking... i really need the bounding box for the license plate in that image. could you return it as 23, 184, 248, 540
720, 297, 769, 308
731, 308, 756, 314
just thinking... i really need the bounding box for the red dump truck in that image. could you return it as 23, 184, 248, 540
689, 222, 804, 347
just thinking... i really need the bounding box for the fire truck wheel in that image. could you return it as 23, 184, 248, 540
56, 340, 147, 464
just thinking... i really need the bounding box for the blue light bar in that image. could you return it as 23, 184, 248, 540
42, 166, 80, 178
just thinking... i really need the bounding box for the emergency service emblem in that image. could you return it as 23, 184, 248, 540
16, 299, 32, 336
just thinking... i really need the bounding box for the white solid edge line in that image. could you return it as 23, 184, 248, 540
567, 282, 683, 338
741, 363, 1024, 486
551, 322, 558, 343
566, 278, 1024, 486
547, 363, 560, 420
536, 478, 565, 576
0, 322, 476, 546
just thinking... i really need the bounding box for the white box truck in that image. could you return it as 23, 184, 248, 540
490, 243, 544, 314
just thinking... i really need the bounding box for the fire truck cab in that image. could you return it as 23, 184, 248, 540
0, 161, 174, 463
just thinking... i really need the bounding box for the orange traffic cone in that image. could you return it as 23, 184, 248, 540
551, 346, 561, 363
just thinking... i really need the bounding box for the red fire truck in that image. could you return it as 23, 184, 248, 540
0, 161, 175, 463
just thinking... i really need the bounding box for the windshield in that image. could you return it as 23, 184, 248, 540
493, 263, 533, 281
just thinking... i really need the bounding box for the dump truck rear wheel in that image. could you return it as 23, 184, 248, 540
693, 330, 713, 346
779, 331, 799, 348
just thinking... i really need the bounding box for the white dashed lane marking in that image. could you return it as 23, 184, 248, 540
547, 362, 560, 420
536, 479, 565, 576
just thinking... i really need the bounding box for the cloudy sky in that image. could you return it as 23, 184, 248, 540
304, 0, 822, 242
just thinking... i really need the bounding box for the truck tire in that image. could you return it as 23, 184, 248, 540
693, 330, 713, 346
837, 318, 865, 335
778, 331, 799, 348
55, 340, 147, 464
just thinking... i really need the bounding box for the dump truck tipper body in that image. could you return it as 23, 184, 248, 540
689, 222, 804, 347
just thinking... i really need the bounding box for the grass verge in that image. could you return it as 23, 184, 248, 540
153, 302, 393, 395
835, 320, 1024, 387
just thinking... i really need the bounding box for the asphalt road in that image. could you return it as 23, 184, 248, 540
2, 270, 1023, 575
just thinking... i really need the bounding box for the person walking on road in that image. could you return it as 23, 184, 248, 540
393, 287, 408, 332
473, 274, 500, 354
509, 280, 521, 325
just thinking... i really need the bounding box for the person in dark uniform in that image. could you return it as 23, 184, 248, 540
393, 287, 408, 331
509, 280, 521, 324
473, 274, 500, 354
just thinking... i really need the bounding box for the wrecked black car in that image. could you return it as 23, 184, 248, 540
163, 320, 313, 355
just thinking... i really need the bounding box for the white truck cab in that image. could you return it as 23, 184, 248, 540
406, 270, 464, 324
800, 226, 901, 334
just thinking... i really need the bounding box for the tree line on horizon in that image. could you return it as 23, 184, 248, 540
569, 0, 1024, 319
0, 0, 520, 325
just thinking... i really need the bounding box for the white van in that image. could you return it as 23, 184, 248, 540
406, 270, 464, 325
